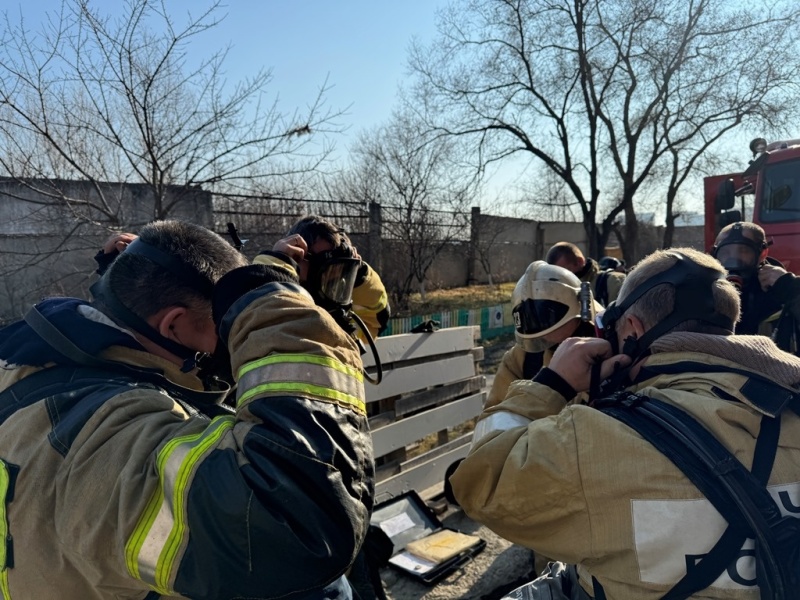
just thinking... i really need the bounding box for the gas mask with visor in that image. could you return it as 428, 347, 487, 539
305, 247, 362, 316
302, 239, 383, 384
711, 223, 769, 290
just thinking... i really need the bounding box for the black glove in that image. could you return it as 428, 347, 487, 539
212, 264, 299, 333
94, 249, 119, 276
410, 319, 440, 333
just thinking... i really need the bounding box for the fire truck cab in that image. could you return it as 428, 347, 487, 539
705, 137, 800, 273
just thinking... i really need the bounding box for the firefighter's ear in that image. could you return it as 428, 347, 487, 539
620, 314, 646, 340
153, 306, 188, 342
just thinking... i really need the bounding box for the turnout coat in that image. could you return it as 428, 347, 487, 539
452, 332, 800, 599
0, 282, 373, 599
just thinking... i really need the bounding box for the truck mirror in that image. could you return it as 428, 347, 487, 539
715, 179, 736, 211
717, 209, 742, 230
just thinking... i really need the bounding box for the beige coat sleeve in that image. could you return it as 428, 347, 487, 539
607, 272, 626, 304
451, 380, 594, 564
485, 346, 526, 408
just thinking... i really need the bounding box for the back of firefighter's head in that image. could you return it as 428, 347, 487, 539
614, 247, 739, 347
712, 221, 769, 289
545, 241, 586, 274
512, 261, 584, 353
104, 220, 248, 354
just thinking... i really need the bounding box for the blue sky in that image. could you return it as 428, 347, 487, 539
214, 1, 444, 136
20, 0, 445, 150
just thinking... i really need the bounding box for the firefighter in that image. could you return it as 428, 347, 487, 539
451, 247, 800, 599
487, 261, 601, 409
546, 241, 625, 307
257, 215, 391, 340
712, 221, 800, 353
0, 220, 373, 599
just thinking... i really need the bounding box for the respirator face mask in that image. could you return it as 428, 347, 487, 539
304, 246, 386, 385
714, 243, 760, 287
712, 223, 768, 290
513, 299, 571, 335
306, 250, 362, 310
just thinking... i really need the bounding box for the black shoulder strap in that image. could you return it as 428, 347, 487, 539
522, 351, 545, 379
594, 272, 610, 307
596, 393, 792, 599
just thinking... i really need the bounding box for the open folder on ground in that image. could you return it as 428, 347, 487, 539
404, 529, 482, 564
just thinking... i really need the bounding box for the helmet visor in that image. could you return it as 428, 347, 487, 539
513, 299, 570, 335
317, 258, 361, 305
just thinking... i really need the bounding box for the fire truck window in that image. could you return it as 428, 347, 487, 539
759, 161, 800, 223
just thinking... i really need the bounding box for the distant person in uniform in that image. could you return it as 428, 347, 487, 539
712, 221, 800, 353
546, 241, 625, 307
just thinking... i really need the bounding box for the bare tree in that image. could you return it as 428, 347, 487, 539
517, 165, 582, 223
0, 0, 343, 235
409, 0, 800, 263
0, 0, 345, 321
339, 110, 478, 310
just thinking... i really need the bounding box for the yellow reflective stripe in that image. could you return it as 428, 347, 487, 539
0, 461, 9, 600
237, 354, 365, 413
239, 353, 362, 381
0, 462, 7, 572
124, 417, 235, 594
239, 382, 366, 414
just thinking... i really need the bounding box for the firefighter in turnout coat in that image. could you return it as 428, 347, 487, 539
0, 220, 373, 600
452, 248, 800, 599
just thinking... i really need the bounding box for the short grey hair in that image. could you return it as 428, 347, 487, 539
618, 247, 739, 334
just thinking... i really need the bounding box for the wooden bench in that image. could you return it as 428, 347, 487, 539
363, 326, 486, 503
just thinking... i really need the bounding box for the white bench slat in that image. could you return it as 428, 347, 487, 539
363, 326, 479, 368
375, 442, 472, 503
365, 354, 476, 403
371, 392, 484, 458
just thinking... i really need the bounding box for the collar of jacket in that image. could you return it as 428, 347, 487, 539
0, 297, 143, 368
630, 332, 800, 417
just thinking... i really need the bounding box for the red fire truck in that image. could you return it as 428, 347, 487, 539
704, 137, 800, 273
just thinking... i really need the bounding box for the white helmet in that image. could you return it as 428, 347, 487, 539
512, 261, 589, 353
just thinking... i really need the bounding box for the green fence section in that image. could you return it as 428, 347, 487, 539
382, 303, 515, 340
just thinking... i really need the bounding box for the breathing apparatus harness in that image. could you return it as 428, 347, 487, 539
594, 253, 735, 397
304, 243, 383, 385
89, 238, 215, 374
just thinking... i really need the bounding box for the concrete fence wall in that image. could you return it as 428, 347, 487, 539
0, 187, 705, 323
0, 180, 213, 323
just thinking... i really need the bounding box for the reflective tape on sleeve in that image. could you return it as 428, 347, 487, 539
125, 416, 235, 594
471, 411, 532, 448
0, 461, 10, 600
237, 353, 366, 414
0, 462, 7, 571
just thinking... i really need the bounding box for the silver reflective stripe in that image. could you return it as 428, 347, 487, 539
136, 440, 195, 585
126, 416, 235, 593
471, 411, 532, 448
237, 354, 365, 413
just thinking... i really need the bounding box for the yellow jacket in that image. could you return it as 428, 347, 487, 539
452, 332, 800, 599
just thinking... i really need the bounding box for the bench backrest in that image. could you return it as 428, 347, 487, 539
363, 326, 485, 502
